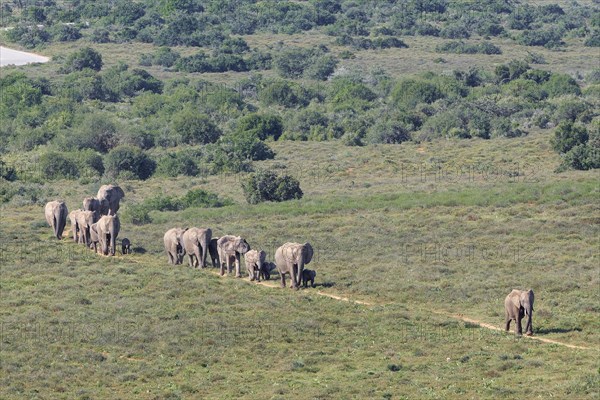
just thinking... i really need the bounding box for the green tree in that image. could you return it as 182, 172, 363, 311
551, 122, 588, 154
105, 145, 156, 180
242, 170, 303, 204
171, 109, 221, 145
63, 47, 103, 73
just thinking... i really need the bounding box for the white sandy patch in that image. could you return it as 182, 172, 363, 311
1, 46, 49, 67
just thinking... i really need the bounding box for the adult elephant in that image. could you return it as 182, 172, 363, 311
97, 184, 125, 216
44, 201, 68, 240
244, 249, 266, 281
96, 215, 120, 256
182, 227, 212, 268
217, 235, 250, 277
82, 196, 102, 221
274, 242, 313, 290
164, 228, 187, 265
68, 209, 82, 243
504, 289, 534, 336
76, 210, 96, 246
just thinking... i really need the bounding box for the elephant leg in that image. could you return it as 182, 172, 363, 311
289, 264, 299, 290
110, 234, 116, 256
505, 317, 511, 332
280, 273, 286, 288
516, 316, 523, 335
195, 247, 201, 269
235, 254, 241, 278
201, 245, 208, 268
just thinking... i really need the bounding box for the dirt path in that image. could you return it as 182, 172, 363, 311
430, 310, 593, 350
206, 270, 594, 351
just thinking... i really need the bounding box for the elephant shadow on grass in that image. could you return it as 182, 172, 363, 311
535, 326, 582, 335
132, 247, 147, 254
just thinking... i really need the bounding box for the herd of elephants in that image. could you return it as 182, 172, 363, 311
43, 184, 533, 336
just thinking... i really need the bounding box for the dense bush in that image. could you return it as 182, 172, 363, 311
104, 145, 156, 180
273, 46, 337, 80
38, 151, 79, 180
155, 152, 199, 177
63, 113, 118, 153
391, 79, 444, 109
61, 47, 103, 73
436, 41, 501, 55
236, 114, 283, 141
123, 189, 231, 225
552, 122, 589, 154
171, 110, 221, 145
242, 170, 303, 204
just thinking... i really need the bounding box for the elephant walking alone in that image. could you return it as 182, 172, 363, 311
44, 201, 68, 240
504, 289, 534, 336
217, 235, 250, 277
164, 228, 187, 265
182, 227, 212, 268
96, 215, 120, 256
274, 242, 313, 290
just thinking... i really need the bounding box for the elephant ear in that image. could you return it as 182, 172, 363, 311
116, 186, 125, 198
509, 290, 521, 309
303, 243, 314, 264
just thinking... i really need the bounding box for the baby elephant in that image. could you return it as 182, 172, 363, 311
260, 262, 276, 281
302, 269, 316, 288
121, 238, 131, 255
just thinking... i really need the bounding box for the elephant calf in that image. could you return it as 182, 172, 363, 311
260, 262, 276, 281
121, 238, 131, 255
244, 249, 266, 281
504, 289, 534, 336
302, 269, 316, 288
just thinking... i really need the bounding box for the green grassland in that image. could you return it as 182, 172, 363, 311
1, 0, 599, 398
1, 132, 599, 399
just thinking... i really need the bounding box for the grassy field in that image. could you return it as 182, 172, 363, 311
1, 0, 599, 397
1, 129, 598, 399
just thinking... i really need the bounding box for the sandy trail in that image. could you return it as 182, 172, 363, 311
205, 269, 594, 351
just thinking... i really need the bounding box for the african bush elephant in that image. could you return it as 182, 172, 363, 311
260, 262, 276, 281
83, 196, 102, 221
209, 237, 219, 268
68, 209, 82, 243
275, 242, 313, 290
76, 210, 96, 246
244, 249, 266, 281
504, 289, 534, 336
90, 223, 99, 253
121, 238, 131, 255
182, 227, 212, 268
302, 269, 317, 288
164, 228, 187, 265
97, 184, 125, 216
44, 201, 68, 240
96, 215, 120, 256
217, 235, 250, 277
